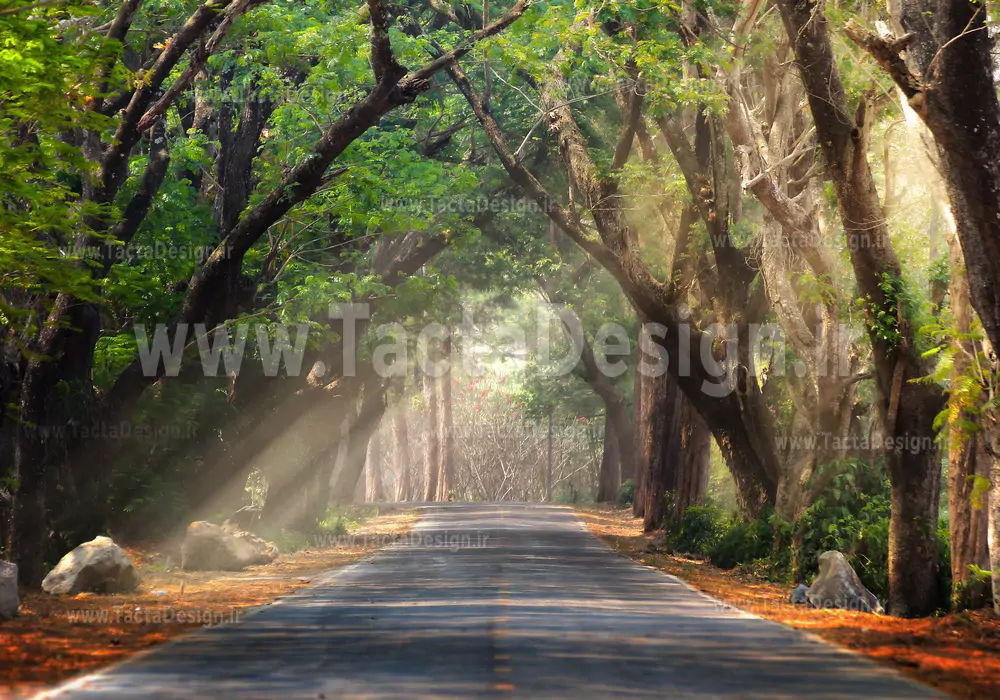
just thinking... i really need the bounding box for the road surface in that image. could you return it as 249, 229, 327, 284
40, 504, 942, 699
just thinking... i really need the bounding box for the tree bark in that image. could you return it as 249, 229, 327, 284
946, 235, 992, 608
597, 413, 621, 503
675, 396, 710, 520
642, 372, 683, 532
633, 341, 647, 519
422, 370, 439, 501
989, 450, 1000, 614
365, 429, 384, 503
393, 404, 410, 502
436, 337, 455, 501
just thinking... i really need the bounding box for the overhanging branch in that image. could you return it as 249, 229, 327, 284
844, 21, 921, 100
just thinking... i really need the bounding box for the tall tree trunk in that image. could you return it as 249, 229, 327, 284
947, 235, 992, 608
675, 397, 710, 521
422, 370, 439, 501
436, 338, 455, 501
327, 384, 387, 507
777, 0, 945, 617
642, 373, 683, 532
569, 314, 634, 504
11, 294, 78, 586
393, 406, 410, 502
633, 359, 647, 519
596, 413, 621, 503
989, 450, 1000, 614
365, 429, 383, 503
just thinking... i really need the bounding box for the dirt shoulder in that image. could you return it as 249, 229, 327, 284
0, 507, 420, 697
576, 504, 1000, 700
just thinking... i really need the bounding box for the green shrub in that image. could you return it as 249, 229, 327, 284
317, 509, 357, 536
663, 458, 952, 610
673, 503, 726, 554
710, 512, 775, 570
953, 564, 991, 610
794, 459, 892, 597
618, 478, 634, 506
732, 557, 783, 581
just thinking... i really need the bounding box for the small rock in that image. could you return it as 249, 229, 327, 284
0, 561, 19, 619
42, 536, 140, 595
789, 583, 809, 605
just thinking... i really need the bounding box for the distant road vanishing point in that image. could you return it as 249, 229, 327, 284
39, 504, 943, 699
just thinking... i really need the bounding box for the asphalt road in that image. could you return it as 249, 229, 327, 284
40, 503, 943, 699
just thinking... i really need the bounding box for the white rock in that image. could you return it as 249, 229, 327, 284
41, 536, 140, 595
806, 551, 883, 614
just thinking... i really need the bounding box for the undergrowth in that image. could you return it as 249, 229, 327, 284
666, 458, 954, 610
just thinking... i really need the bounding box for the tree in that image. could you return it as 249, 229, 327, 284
596, 412, 621, 503
776, 0, 945, 617
436, 336, 455, 501
944, 236, 991, 608
366, 428, 384, 503
422, 368, 439, 502
844, 0, 1000, 616
445, 34, 779, 518
393, 390, 411, 502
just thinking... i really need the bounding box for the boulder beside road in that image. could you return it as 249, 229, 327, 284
41, 536, 140, 595
805, 551, 883, 614
181, 521, 279, 571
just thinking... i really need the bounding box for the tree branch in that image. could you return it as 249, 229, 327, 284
99, 0, 245, 203
444, 59, 618, 271
101, 119, 171, 272
610, 68, 643, 172
845, 21, 921, 99
135, 0, 263, 133
369, 0, 404, 84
